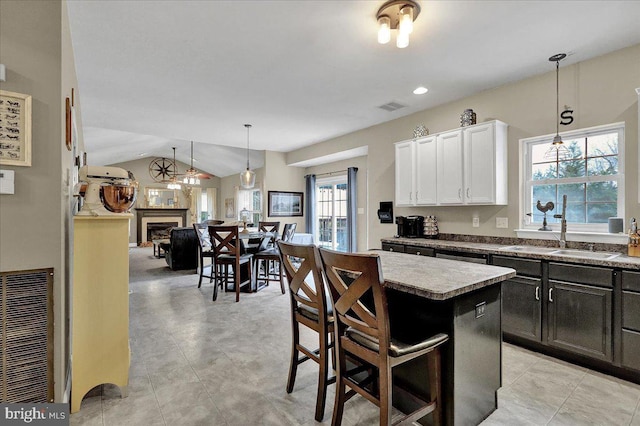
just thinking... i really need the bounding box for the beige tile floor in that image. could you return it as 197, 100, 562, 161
70, 247, 640, 426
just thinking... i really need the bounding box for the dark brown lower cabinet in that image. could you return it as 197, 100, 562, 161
547, 280, 612, 361
621, 271, 640, 370
502, 276, 542, 341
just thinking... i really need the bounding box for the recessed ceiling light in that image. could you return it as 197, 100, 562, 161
413, 86, 428, 95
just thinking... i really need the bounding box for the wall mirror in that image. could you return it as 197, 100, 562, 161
143, 187, 180, 208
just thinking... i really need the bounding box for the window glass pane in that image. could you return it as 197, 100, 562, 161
558, 183, 585, 202
587, 133, 618, 156
587, 181, 617, 202
587, 156, 618, 176
563, 139, 585, 159
558, 158, 585, 178
532, 163, 557, 180
531, 143, 551, 164
587, 203, 617, 223
531, 184, 556, 223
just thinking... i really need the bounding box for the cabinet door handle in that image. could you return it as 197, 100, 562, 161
458, 188, 462, 199
409, 191, 412, 201
416, 251, 420, 256
416, 191, 419, 200
548, 288, 553, 302
467, 188, 470, 198
389, 247, 394, 252
535, 286, 540, 301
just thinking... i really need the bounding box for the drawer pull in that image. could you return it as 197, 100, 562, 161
548, 288, 554, 302
389, 247, 394, 252
535, 286, 540, 301
416, 251, 420, 256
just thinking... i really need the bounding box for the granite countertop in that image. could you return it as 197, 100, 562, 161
376, 250, 515, 300
381, 237, 640, 270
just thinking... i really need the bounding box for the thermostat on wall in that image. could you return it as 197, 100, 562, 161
0, 169, 15, 194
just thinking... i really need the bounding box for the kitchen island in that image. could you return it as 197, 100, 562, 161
374, 250, 515, 425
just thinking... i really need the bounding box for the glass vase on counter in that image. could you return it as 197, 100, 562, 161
628, 218, 640, 257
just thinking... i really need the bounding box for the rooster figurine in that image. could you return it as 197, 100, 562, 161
536, 200, 555, 231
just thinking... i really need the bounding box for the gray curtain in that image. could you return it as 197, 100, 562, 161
305, 174, 316, 238
347, 167, 358, 252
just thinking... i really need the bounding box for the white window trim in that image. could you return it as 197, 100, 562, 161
518, 122, 625, 241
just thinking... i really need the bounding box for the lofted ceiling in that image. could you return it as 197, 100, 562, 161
66, 1, 640, 177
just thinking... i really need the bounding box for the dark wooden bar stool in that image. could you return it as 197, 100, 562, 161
254, 222, 296, 293
319, 248, 449, 426
193, 221, 222, 289
278, 240, 335, 422
209, 225, 253, 302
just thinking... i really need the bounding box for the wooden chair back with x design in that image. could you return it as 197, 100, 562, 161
278, 241, 335, 422
319, 248, 449, 426
193, 223, 217, 289
209, 225, 253, 302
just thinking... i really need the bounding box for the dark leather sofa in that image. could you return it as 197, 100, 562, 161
160, 227, 198, 271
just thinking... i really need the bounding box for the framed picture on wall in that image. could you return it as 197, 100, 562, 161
268, 191, 303, 217
0, 90, 32, 166
225, 198, 235, 218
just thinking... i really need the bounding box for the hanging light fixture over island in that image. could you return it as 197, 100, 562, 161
240, 124, 256, 189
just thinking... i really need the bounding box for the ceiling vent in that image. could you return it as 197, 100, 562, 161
378, 101, 407, 112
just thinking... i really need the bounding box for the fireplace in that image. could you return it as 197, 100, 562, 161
135, 208, 189, 244
147, 222, 178, 241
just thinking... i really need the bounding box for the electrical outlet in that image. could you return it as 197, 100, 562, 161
496, 217, 508, 228
472, 216, 480, 227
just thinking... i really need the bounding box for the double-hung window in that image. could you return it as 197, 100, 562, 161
237, 187, 262, 225
521, 122, 624, 233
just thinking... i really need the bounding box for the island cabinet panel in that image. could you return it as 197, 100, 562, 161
621, 271, 640, 370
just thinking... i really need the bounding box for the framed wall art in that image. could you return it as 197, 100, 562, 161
268, 191, 303, 217
0, 90, 32, 166
224, 198, 235, 218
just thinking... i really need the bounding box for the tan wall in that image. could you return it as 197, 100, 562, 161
305, 156, 368, 250
263, 151, 306, 232
108, 157, 222, 244
0, 0, 79, 401
287, 44, 640, 249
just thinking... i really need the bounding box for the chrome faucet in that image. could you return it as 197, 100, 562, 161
553, 194, 567, 248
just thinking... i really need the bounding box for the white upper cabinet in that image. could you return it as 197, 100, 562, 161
415, 136, 438, 205
395, 120, 508, 207
395, 136, 437, 207
464, 121, 508, 205
395, 140, 415, 206
436, 130, 464, 204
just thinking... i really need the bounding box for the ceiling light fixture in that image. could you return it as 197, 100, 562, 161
240, 124, 256, 189
413, 86, 428, 95
544, 53, 571, 161
376, 0, 421, 49
167, 147, 181, 190
183, 141, 201, 186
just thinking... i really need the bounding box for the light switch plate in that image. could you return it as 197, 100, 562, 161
496, 217, 508, 228
0, 169, 15, 194
357, 208, 364, 215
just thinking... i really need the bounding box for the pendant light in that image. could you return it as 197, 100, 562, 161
183, 141, 200, 186
167, 147, 181, 190
544, 53, 571, 161
239, 124, 256, 189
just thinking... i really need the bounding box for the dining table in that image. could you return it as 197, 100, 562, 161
237, 229, 274, 292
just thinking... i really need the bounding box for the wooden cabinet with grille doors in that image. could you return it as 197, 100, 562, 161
72, 216, 130, 412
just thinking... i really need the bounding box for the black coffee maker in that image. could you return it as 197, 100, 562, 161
395, 215, 424, 238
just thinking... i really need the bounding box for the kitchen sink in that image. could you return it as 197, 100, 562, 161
549, 249, 621, 260
499, 245, 558, 254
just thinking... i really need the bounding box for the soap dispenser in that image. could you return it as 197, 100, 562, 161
628, 218, 640, 257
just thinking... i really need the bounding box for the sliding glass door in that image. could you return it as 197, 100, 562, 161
316, 176, 348, 252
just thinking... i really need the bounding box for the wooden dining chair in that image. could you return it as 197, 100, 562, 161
254, 222, 295, 293
319, 248, 449, 426
278, 241, 335, 422
209, 225, 253, 302
193, 222, 217, 288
